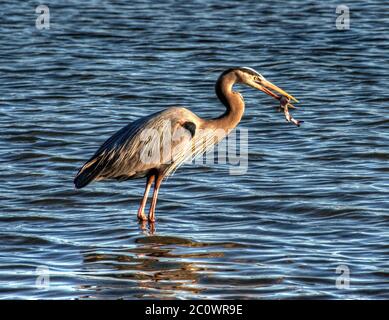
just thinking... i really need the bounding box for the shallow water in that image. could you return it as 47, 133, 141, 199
0, 0, 388, 299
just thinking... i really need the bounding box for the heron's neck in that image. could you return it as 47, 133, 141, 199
207, 72, 245, 131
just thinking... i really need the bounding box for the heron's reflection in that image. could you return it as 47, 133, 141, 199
139, 220, 155, 235
81, 230, 233, 298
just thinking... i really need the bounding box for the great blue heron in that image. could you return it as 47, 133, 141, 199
74, 67, 300, 222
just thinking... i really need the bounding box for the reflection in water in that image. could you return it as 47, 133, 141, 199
82, 234, 228, 298
79, 231, 285, 299
139, 220, 156, 235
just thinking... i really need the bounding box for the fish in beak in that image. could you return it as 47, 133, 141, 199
253, 77, 303, 127
279, 96, 304, 127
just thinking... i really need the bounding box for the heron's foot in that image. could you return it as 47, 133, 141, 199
149, 222, 156, 234
137, 210, 147, 221
139, 219, 147, 231
148, 211, 155, 223
138, 219, 155, 234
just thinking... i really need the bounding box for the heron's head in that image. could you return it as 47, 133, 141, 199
235, 67, 298, 103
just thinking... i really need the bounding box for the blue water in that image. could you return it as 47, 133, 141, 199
0, 0, 388, 299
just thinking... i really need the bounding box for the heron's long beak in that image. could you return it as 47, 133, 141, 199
254, 78, 299, 103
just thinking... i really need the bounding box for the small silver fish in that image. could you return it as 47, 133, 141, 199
279, 96, 303, 127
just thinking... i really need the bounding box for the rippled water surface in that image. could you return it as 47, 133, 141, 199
1, 0, 388, 299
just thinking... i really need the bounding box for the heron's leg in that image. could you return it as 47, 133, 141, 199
148, 175, 163, 223
137, 175, 155, 221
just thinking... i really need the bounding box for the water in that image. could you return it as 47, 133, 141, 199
0, 0, 388, 299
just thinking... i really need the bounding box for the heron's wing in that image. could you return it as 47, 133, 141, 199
74, 110, 164, 188
74, 108, 197, 188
